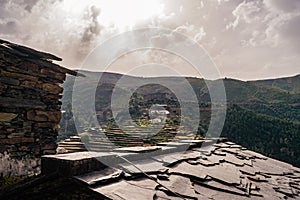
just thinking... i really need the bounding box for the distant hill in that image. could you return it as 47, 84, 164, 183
222, 78, 300, 122
223, 78, 299, 103
63, 71, 300, 103
62, 71, 300, 121
60, 71, 300, 166
251, 74, 300, 94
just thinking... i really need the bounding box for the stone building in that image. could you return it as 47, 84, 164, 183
0, 39, 78, 176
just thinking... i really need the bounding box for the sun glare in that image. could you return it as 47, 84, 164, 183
61, 0, 164, 30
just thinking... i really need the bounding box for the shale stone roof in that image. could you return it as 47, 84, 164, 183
1, 139, 300, 199
0, 39, 79, 76
74, 140, 300, 199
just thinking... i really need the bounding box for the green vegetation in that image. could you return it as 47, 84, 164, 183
60, 71, 300, 166
221, 105, 300, 167
0, 176, 22, 187
80, 133, 91, 144
251, 74, 300, 94
241, 103, 300, 122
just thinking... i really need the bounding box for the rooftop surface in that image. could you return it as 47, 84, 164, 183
0, 39, 79, 76
1, 139, 300, 199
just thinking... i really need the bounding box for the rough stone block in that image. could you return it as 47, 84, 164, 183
18, 145, 30, 151
0, 77, 20, 86
27, 110, 48, 122
23, 62, 39, 73
46, 111, 62, 123
40, 69, 66, 81
42, 150, 57, 155
0, 107, 22, 113
0, 70, 39, 81
27, 110, 62, 123
0, 134, 7, 139
41, 143, 57, 150
0, 83, 7, 89
34, 122, 57, 128
0, 144, 17, 153
46, 94, 62, 100
0, 137, 35, 144
8, 132, 26, 138
42, 83, 63, 94
0, 97, 47, 109
0, 112, 18, 122
20, 80, 37, 88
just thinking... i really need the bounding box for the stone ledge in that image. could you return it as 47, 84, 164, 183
41, 139, 224, 177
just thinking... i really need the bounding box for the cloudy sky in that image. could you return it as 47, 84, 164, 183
0, 0, 299, 80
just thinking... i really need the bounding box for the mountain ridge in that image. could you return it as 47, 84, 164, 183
60, 70, 300, 166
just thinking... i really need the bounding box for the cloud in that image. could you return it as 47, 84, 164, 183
0, 0, 119, 67
173, 25, 206, 42
264, 0, 300, 13
280, 15, 300, 38
279, 15, 300, 49
14, 0, 40, 13
81, 5, 102, 44
137, 0, 300, 79
0, 0, 299, 80
226, 0, 263, 29
0, 20, 18, 34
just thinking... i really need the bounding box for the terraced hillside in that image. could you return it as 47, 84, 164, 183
60, 71, 300, 166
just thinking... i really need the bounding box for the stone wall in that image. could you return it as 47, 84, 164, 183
0, 39, 77, 176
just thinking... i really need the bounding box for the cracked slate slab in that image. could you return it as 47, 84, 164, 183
206, 163, 242, 185
93, 178, 157, 200
119, 159, 167, 174
194, 184, 252, 200
197, 179, 248, 196
169, 161, 208, 180
75, 167, 123, 186
158, 174, 197, 199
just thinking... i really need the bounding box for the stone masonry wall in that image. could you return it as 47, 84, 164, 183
0, 39, 77, 176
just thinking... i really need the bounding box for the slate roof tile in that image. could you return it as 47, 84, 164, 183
75, 168, 123, 186
169, 161, 208, 180
152, 153, 182, 166
93, 178, 157, 200
0, 39, 79, 76
196, 158, 216, 167
199, 179, 247, 196
157, 175, 197, 198
252, 158, 294, 175
204, 154, 225, 164
74, 140, 300, 199
194, 183, 251, 200
119, 159, 167, 174
154, 190, 184, 200
37, 140, 300, 199
223, 153, 247, 166
206, 163, 242, 185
